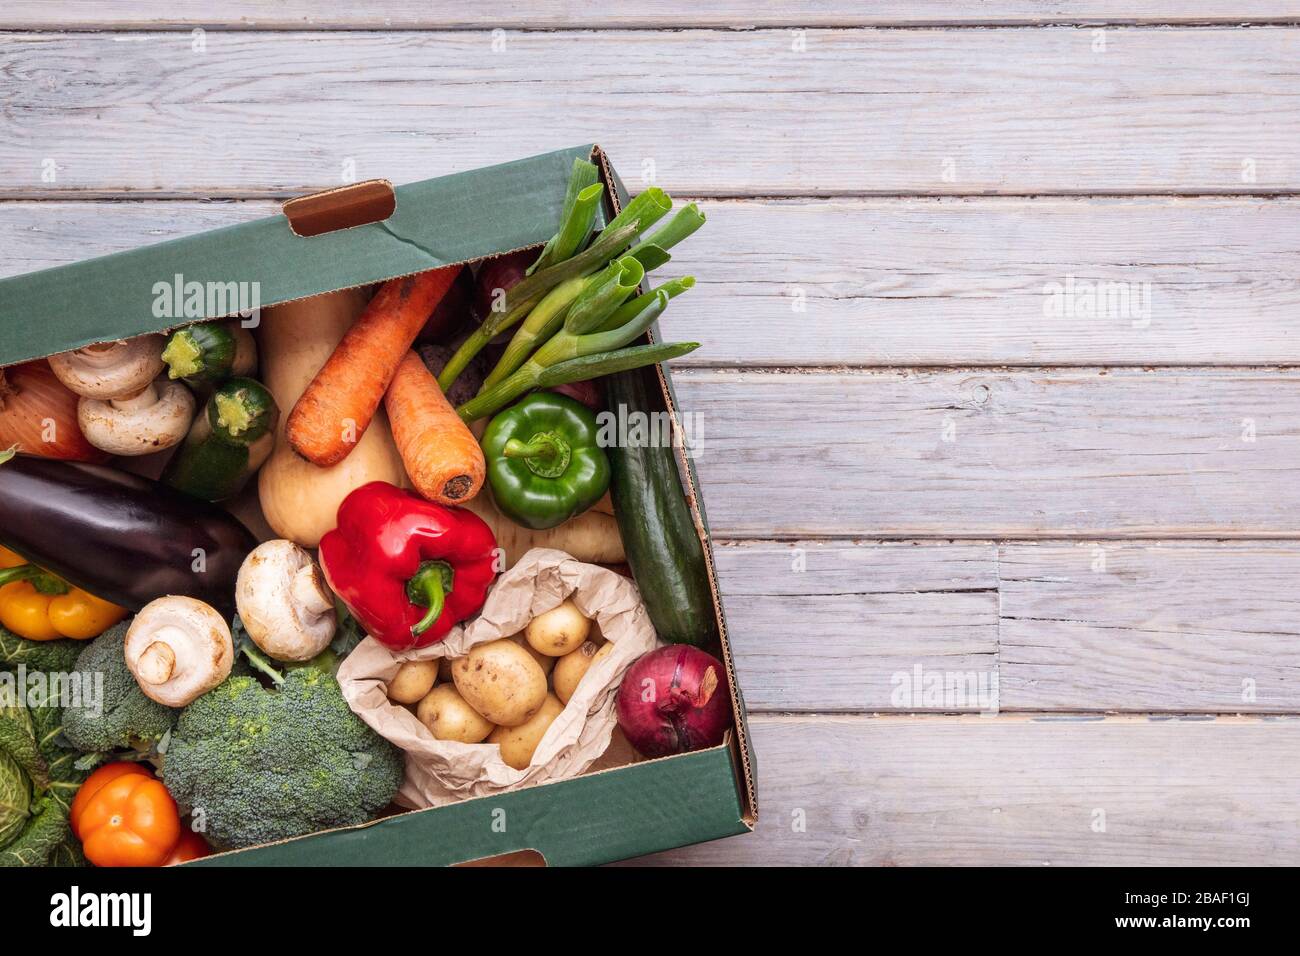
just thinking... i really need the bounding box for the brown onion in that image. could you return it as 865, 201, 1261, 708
616, 644, 732, 758
0, 360, 108, 462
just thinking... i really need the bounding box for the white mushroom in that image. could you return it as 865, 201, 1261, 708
78, 378, 195, 456
125, 596, 234, 707
48, 335, 166, 400
235, 540, 337, 662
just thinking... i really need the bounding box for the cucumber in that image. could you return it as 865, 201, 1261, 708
161, 321, 257, 387
162, 377, 279, 502
605, 363, 718, 648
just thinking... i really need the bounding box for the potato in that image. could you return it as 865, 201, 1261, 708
490, 693, 565, 770
388, 660, 439, 705
416, 684, 495, 744
509, 632, 554, 676
552, 640, 610, 704
525, 600, 591, 657
452, 638, 548, 728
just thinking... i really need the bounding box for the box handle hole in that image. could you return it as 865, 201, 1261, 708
283, 180, 396, 237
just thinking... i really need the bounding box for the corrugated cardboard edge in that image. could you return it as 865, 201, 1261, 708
596, 147, 758, 828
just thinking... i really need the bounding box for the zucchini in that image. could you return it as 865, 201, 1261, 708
162, 377, 279, 502
161, 321, 257, 387
605, 362, 718, 648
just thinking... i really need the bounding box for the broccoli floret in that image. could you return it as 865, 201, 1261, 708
0, 626, 82, 674
61, 622, 178, 754
162, 667, 404, 851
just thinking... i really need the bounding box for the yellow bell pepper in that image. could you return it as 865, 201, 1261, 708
0, 545, 127, 641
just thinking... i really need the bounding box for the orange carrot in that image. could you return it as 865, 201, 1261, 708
385, 350, 485, 505
287, 266, 460, 467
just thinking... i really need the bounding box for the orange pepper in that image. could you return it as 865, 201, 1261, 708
0, 545, 127, 641
71, 762, 182, 868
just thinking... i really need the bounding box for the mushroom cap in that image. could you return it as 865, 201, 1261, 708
78, 379, 195, 456
125, 596, 233, 707
236, 540, 337, 662
48, 335, 166, 400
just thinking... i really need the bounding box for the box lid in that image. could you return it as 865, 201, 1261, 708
0, 144, 597, 369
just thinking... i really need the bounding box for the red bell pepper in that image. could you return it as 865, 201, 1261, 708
319, 482, 498, 650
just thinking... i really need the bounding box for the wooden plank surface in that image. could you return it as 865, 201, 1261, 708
4, 197, 1299, 365
998, 542, 1300, 712
2, 28, 1298, 197
634, 715, 1300, 865
716, 541, 1000, 712
718, 540, 1300, 713
5, 2, 1299, 29
675, 368, 1300, 538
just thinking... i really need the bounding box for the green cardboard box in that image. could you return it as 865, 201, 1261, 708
0, 145, 757, 866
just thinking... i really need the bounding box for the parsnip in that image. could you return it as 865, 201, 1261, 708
461, 492, 624, 568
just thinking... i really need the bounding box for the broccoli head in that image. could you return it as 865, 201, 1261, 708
61, 622, 178, 754
162, 666, 404, 850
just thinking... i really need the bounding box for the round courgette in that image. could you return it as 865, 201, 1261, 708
161, 321, 257, 387
162, 377, 279, 502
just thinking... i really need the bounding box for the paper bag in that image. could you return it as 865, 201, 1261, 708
337, 548, 657, 808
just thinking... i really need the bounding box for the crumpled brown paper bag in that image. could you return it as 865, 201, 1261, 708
337, 548, 658, 808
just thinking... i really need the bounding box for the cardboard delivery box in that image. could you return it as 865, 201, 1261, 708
0, 145, 756, 866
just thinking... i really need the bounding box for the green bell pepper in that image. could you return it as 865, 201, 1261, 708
482, 393, 611, 531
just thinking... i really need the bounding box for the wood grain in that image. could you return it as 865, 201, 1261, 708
2, 28, 1298, 196
717, 540, 1300, 713
4, 2, 1299, 29
4, 197, 1299, 365
631, 714, 1300, 865
715, 540, 999, 712
674, 368, 1300, 538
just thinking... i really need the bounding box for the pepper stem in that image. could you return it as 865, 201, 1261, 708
503, 432, 572, 479
0, 563, 69, 595
406, 560, 455, 638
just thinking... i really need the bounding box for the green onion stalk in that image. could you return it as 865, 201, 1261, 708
528, 180, 604, 277
481, 201, 704, 392
437, 221, 641, 392
457, 288, 691, 422
481, 256, 644, 392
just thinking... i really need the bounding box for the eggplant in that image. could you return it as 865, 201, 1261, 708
0, 455, 256, 619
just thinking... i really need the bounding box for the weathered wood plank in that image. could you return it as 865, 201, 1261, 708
715, 540, 1300, 713
998, 542, 1300, 712
674, 368, 1300, 538
630, 714, 1300, 865
4, 197, 1300, 365
5, 2, 1299, 29
2, 29, 1298, 196
714, 540, 1000, 712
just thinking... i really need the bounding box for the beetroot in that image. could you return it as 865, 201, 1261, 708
616, 645, 732, 758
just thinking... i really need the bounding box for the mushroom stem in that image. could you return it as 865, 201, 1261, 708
137, 641, 176, 685
110, 383, 159, 412
291, 563, 334, 619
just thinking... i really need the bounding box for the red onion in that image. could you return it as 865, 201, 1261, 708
547, 378, 604, 412
474, 249, 538, 326
616, 645, 732, 758
416, 265, 475, 345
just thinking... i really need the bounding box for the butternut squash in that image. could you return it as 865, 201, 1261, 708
256, 289, 407, 546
